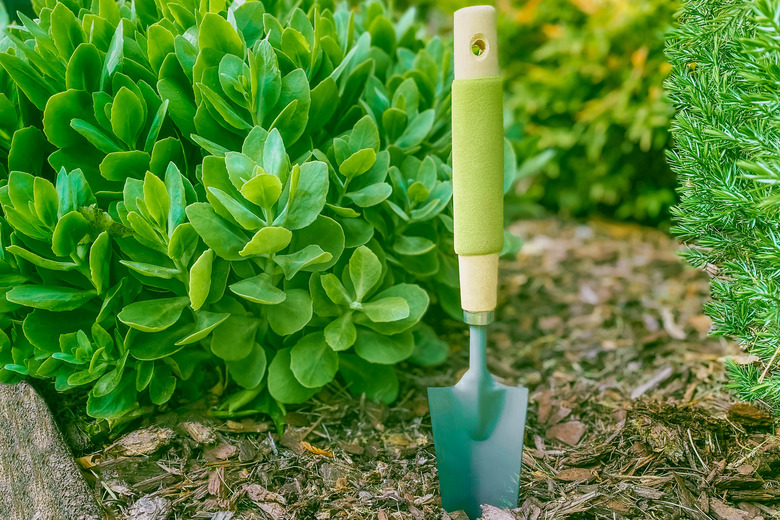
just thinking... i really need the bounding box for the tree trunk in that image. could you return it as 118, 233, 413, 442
0, 381, 101, 520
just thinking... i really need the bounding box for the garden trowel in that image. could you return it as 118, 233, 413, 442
428, 6, 528, 519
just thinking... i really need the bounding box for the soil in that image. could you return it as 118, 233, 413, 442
53, 218, 780, 519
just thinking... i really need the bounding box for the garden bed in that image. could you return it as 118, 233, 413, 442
54, 218, 779, 520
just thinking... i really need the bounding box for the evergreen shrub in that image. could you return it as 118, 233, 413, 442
667, 0, 780, 409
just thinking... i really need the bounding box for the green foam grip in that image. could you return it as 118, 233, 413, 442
452, 76, 504, 256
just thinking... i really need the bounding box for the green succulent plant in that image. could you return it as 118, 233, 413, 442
0, 0, 517, 426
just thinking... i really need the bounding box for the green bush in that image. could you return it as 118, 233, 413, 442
0, 0, 516, 426
503, 0, 679, 223
667, 0, 780, 410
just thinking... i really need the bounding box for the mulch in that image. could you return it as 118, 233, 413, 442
55, 218, 779, 520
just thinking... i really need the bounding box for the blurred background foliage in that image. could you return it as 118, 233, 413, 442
402, 0, 679, 226
2, 0, 680, 226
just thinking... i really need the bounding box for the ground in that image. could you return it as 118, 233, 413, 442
53, 218, 780, 519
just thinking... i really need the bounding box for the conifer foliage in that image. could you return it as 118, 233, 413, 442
667, 0, 780, 410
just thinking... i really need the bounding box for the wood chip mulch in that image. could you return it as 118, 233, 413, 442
53, 218, 780, 520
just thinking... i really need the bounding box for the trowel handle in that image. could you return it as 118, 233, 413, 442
452, 6, 503, 316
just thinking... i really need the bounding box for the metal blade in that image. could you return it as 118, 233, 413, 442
428, 383, 528, 519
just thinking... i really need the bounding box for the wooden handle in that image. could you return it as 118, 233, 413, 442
454, 5, 499, 79
453, 6, 502, 314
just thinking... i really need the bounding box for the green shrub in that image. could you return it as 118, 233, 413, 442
0, 0, 516, 426
667, 0, 780, 410
505, 0, 679, 223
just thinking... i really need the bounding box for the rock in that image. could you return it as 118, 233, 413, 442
479, 505, 515, 520
127, 495, 171, 520
0, 381, 101, 520
546, 421, 586, 446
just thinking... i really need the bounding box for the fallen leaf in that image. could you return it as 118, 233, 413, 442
546, 421, 585, 446
301, 440, 333, 458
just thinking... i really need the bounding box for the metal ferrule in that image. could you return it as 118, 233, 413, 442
463, 310, 494, 326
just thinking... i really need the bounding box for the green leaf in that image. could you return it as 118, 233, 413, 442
57, 168, 95, 217
287, 216, 344, 271
0, 53, 55, 111
199, 83, 252, 131
130, 322, 193, 360
6, 285, 96, 311
395, 109, 434, 150
199, 12, 244, 57
229, 273, 286, 304
290, 332, 338, 388
393, 235, 436, 256
66, 43, 101, 91
43, 89, 93, 149
346, 182, 392, 207
186, 202, 248, 261
149, 364, 176, 405
145, 99, 170, 155
266, 289, 312, 335
360, 297, 409, 323
251, 39, 282, 124
268, 347, 319, 404
350, 115, 381, 153
354, 284, 429, 335
189, 249, 213, 310
100, 151, 151, 182
51, 3, 84, 59
226, 342, 267, 389
339, 149, 376, 179
118, 297, 189, 333
240, 173, 283, 209
274, 245, 332, 279
112, 87, 145, 147
240, 226, 292, 256
70, 119, 122, 154
89, 231, 111, 294
143, 171, 169, 229
262, 128, 289, 180
174, 310, 230, 345
101, 22, 123, 89
354, 328, 413, 365
408, 324, 449, 366
339, 353, 398, 404
121, 260, 180, 279
320, 273, 352, 306
324, 313, 356, 351
207, 187, 265, 230
211, 315, 259, 361
283, 161, 328, 230
349, 245, 382, 301
5, 246, 77, 271
87, 371, 137, 419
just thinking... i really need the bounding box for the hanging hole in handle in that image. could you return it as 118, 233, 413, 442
470, 34, 488, 57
